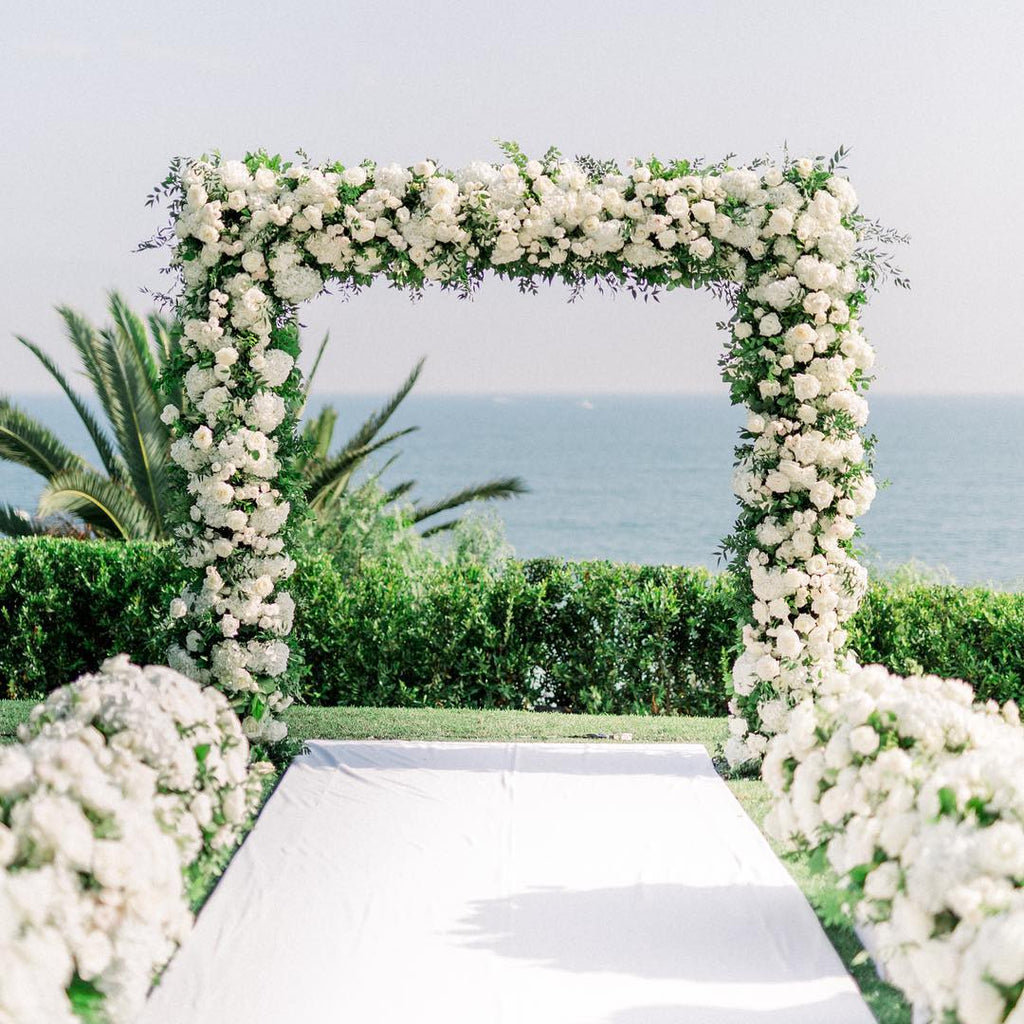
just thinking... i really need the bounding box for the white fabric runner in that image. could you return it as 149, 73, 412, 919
142, 741, 874, 1024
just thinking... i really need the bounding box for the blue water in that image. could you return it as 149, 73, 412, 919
3, 394, 1023, 587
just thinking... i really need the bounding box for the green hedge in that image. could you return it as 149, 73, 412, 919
2, 538, 1024, 715
297, 557, 737, 715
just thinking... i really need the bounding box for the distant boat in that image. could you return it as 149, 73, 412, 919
578, 399, 595, 410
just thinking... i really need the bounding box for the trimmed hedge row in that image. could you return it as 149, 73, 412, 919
2, 538, 1023, 714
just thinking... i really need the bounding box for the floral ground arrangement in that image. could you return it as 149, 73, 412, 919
0, 657, 269, 1022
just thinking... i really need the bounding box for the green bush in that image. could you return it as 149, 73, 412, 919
3, 538, 1024, 715
296, 557, 737, 716
0, 539, 178, 697
848, 578, 1024, 706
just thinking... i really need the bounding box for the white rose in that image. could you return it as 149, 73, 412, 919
792, 373, 821, 401
160, 404, 180, 425
689, 237, 714, 260
775, 627, 803, 660
691, 199, 716, 224
809, 479, 835, 510
170, 598, 188, 619
849, 725, 880, 756
254, 167, 278, 192
219, 160, 252, 192
758, 313, 782, 337
794, 158, 815, 178
767, 208, 794, 236
665, 194, 689, 219
193, 425, 214, 450
340, 166, 367, 188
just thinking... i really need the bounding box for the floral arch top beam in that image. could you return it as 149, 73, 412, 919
157, 143, 886, 759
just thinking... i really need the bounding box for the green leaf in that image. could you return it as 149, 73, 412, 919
0, 502, 52, 537
937, 786, 958, 817
412, 476, 528, 527
15, 334, 127, 481
67, 974, 106, 1023
0, 397, 84, 479
38, 467, 161, 540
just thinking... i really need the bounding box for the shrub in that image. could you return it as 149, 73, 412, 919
2, 538, 1024, 714
0, 539, 178, 697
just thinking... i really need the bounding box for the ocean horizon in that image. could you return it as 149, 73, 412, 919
3, 393, 1023, 588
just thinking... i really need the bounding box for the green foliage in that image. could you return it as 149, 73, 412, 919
3, 538, 1024, 723
847, 577, 1024, 705
0, 539, 177, 697
298, 354, 527, 537
2, 295, 175, 540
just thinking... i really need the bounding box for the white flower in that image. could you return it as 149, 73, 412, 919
219, 160, 252, 192
849, 724, 880, 756
342, 166, 368, 187
688, 237, 714, 260
160, 404, 180, 425
793, 373, 821, 401
758, 313, 782, 337
192, 425, 214, 450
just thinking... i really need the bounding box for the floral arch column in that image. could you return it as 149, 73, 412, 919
156, 144, 886, 761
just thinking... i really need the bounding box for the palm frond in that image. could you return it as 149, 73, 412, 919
38, 468, 161, 540
109, 292, 161, 393
0, 503, 52, 538
419, 519, 461, 538
298, 332, 331, 417
147, 310, 176, 369
383, 479, 416, 504
339, 357, 424, 457
411, 476, 529, 525
0, 398, 84, 480
301, 406, 338, 467
15, 335, 127, 480
304, 426, 418, 507
58, 305, 114, 411
97, 317, 172, 531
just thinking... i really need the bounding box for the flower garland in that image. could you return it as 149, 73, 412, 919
157, 144, 888, 746
764, 664, 1024, 1023
0, 657, 269, 1022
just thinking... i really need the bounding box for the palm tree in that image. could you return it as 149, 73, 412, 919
298, 344, 528, 536
1, 298, 526, 540
0, 294, 176, 539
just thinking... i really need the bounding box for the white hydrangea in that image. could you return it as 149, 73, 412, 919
1, 658, 271, 1023
765, 663, 1024, 1022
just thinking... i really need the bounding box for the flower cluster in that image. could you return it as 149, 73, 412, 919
764, 663, 1024, 1023
160, 145, 882, 744
0, 657, 269, 1022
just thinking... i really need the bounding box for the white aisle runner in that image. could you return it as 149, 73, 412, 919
142, 741, 874, 1024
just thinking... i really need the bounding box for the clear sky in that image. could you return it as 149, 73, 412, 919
3, 0, 1022, 396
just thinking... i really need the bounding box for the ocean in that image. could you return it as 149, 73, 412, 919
3, 394, 1023, 587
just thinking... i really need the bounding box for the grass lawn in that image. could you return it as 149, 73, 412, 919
0, 700, 909, 1022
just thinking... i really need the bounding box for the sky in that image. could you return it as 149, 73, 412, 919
2, 0, 1022, 396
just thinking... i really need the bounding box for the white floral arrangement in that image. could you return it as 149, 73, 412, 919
0, 656, 270, 1022
764, 663, 1024, 1023
153, 142, 901, 747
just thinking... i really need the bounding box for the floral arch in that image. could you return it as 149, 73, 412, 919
156, 143, 887, 765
